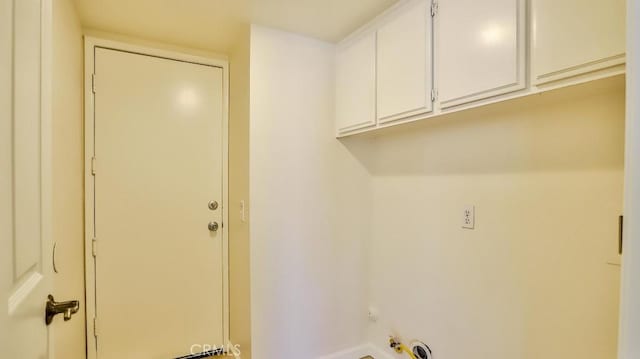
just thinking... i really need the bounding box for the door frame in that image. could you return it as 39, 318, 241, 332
619, 1, 640, 358
82, 36, 230, 359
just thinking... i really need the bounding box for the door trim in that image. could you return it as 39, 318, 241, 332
82, 36, 230, 359
619, 0, 640, 357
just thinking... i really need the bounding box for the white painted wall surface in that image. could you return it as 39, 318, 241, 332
619, 1, 640, 358
249, 25, 371, 358
229, 24, 252, 359
52, 0, 85, 357
363, 78, 625, 359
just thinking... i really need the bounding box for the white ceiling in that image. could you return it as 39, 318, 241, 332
72, 0, 399, 52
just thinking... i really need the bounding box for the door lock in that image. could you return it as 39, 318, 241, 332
208, 201, 219, 210
45, 294, 80, 325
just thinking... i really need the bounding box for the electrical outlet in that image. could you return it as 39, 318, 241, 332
367, 306, 379, 322
462, 205, 475, 229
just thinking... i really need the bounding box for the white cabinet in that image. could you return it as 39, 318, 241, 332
532, 0, 626, 85
336, 32, 376, 133
334, 0, 625, 137
377, 0, 433, 124
436, 0, 526, 108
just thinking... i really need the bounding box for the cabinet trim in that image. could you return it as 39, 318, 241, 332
337, 74, 625, 138
535, 53, 626, 85
439, 80, 524, 109
378, 105, 432, 124
338, 120, 376, 133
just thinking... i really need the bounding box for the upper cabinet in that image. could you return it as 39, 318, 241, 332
335, 32, 376, 133
436, 0, 526, 108
335, 0, 626, 137
377, 0, 433, 124
532, 0, 626, 85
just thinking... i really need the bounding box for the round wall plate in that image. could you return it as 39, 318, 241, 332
410, 341, 433, 359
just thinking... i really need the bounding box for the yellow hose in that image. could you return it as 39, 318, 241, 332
397, 343, 417, 359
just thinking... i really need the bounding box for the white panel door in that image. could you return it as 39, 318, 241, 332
377, 0, 432, 123
436, 0, 525, 108
532, 0, 626, 84
336, 32, 376, 133
1, 0, 55, 357
93, 48, 225, 358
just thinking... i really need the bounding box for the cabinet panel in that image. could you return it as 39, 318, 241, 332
436, 0, 525, 108
377, 0, 432, 123
336, 32, 376, 133
532, 0, 626, 85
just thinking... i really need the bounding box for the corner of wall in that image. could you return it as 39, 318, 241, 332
248, 25, 370, 358
51, 0, 86, 357
229, 23, 252, 359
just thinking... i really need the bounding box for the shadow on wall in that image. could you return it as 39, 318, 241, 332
340, 75, 625, 176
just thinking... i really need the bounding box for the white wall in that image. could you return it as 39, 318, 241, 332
229, 24, 252, 358
52, 0, 85, 357
619, 1, 640, 358
249, 25, 371, 358
361, 77, 625, 358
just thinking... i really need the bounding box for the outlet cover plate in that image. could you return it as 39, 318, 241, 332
462, 205, 475, 229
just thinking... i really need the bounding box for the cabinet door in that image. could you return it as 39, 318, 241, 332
436, 0, 525, 108
336, 32, 376, 133
532, 0, 625, 85
377, 0, 433, 124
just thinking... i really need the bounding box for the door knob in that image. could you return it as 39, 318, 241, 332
208, 221, 219, 232
45, 294, 80, 325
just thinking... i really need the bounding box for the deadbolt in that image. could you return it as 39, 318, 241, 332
208, 221, 219, 232
208, 201, 219, 210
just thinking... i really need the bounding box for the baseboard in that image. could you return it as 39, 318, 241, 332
318, 343, 394, 359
